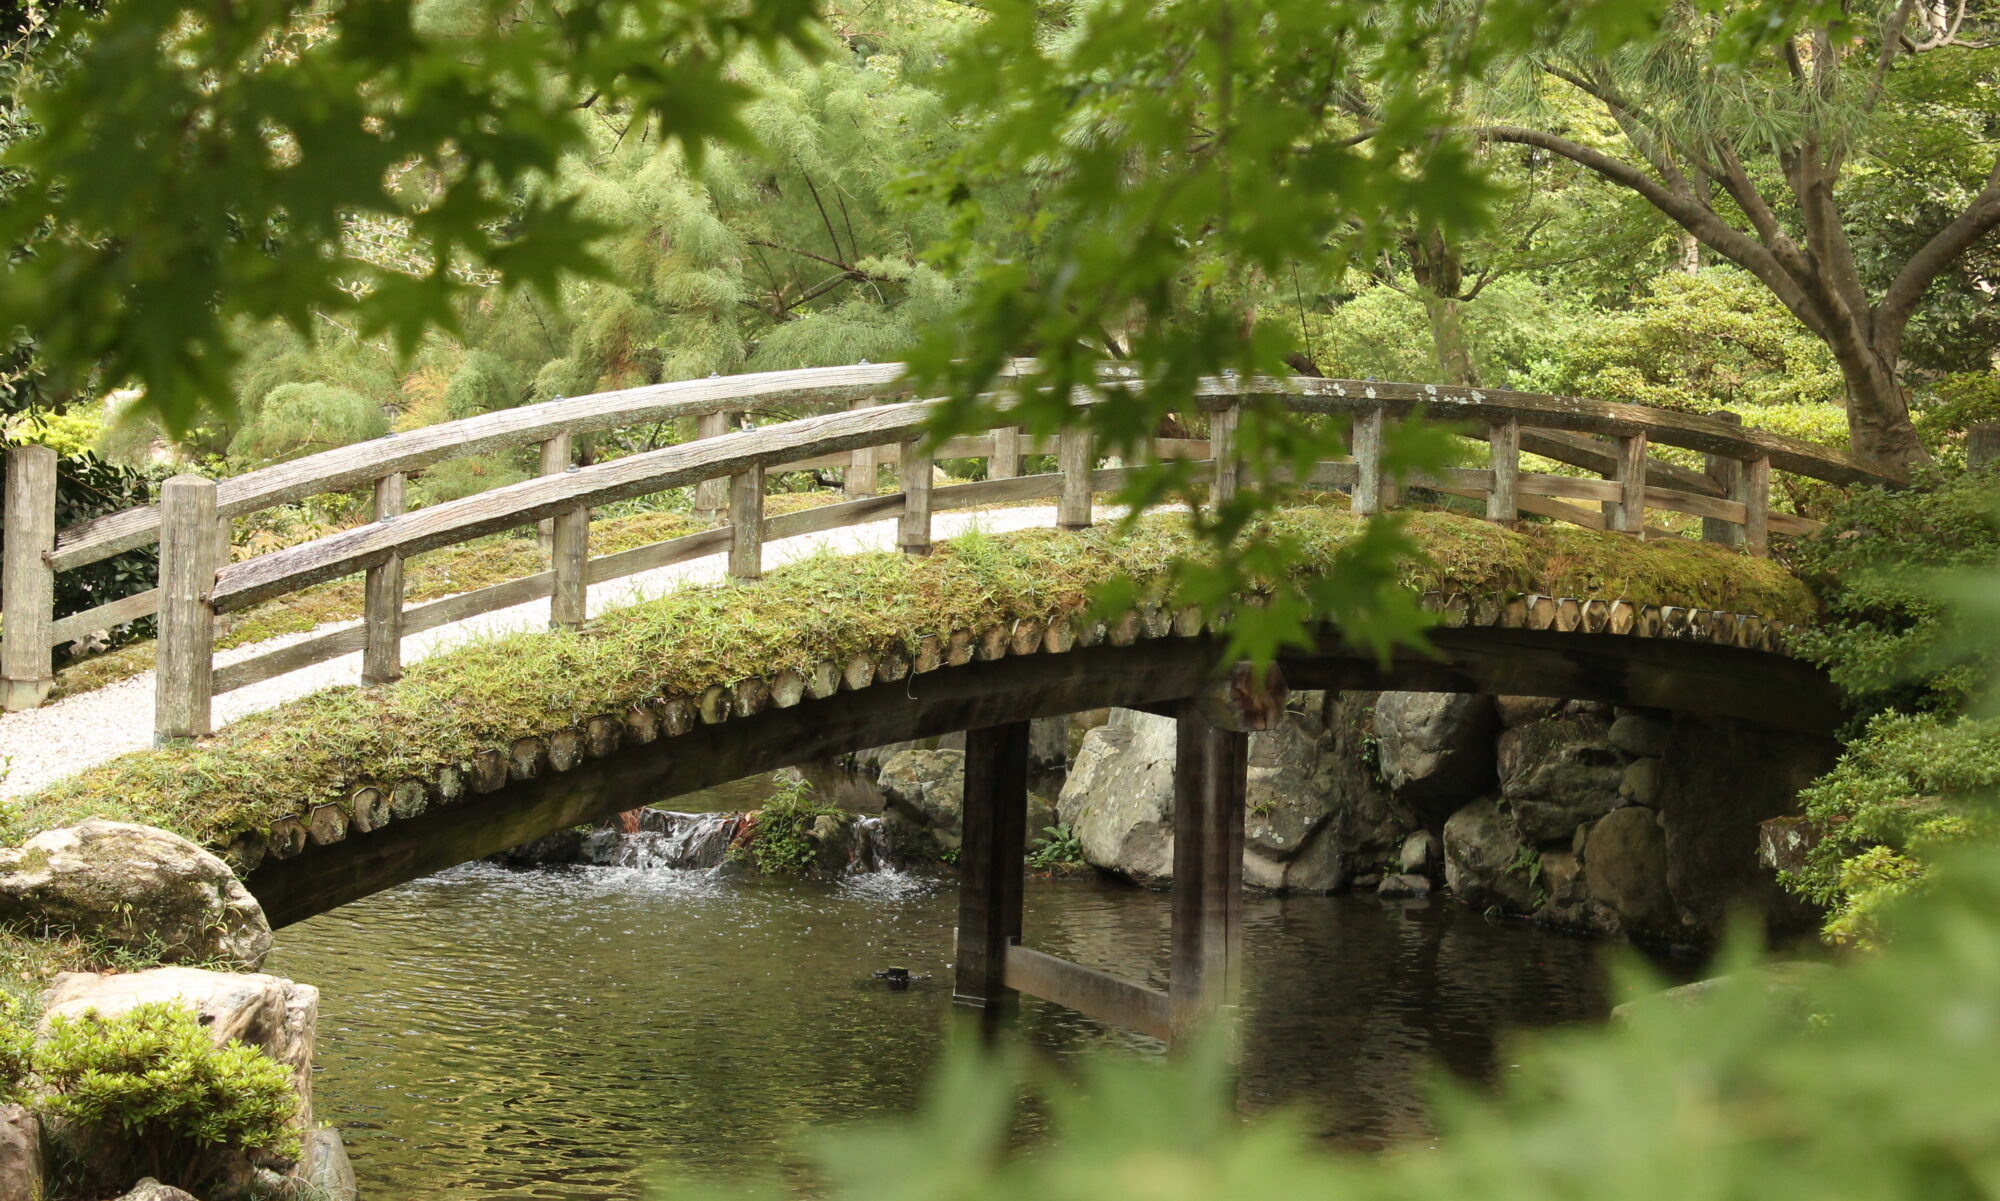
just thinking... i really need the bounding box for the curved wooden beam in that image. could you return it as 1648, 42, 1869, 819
241, 627, 1839, 927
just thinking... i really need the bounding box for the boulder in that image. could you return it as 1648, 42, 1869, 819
1058, 709, 1178, 885
113, 1181, 199, 1201
300, 1127, 358, 1201
0, 1103, 40, 1201
1377, 873, 1432, 899
1244, 710, 1339, 876
1441, 799, 1537, 912
1609, 712, 1673, 759
1496, 715, 1624, 843
1584, 807, 1676, 932
1611, 962, 1833, 1023
1494, 696, 1562, 728
1619, 758, 1663, 808
1399, 830, 1441, 875
1372, 692, 1497, 805
878, 749, 966, 845
0, 821, 271, 969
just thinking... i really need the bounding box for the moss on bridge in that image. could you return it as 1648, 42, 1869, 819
3, 507, 1813, 853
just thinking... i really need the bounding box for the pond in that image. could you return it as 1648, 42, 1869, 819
266, 781, 1672, 1199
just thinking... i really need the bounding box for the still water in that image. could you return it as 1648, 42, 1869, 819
267, 792, 1666, 1198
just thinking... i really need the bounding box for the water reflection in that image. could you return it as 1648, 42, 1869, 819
269, 849, 1656, 1197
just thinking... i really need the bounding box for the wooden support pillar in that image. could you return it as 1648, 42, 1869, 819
728, 467, 765, 582
1, 444, 56, 710
846, 398, 880, 498
989, 426, 1021, 481
1351, 405, 1395, 514
155, 474, 217, 744
1704, 411, 1745, 547
954, 720, 1030, 1009
536, 433, 570, 553
899, 439, 933, 555
693, 410, 731, 524
1209, 403, 1240, 508
550, 487, 588, 631
1486, 417, 1519, 525
361, 472, 406, 686
1607, 432, 1647, 536
1057, 425, 1094, 530
1743, 456, 1771, 558
1170, 702, 1248, 1044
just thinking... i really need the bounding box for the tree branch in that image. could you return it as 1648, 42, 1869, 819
1878, 151, 2000, 340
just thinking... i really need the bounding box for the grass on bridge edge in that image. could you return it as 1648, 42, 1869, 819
3, 506, 1813, 855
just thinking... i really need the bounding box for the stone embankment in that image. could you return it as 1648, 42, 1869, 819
829, 693, 1831, 942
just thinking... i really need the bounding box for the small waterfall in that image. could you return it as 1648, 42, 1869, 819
601, 811, 746, 870
844, 816, 900, 876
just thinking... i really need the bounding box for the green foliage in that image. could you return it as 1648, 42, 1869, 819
1787, 710, 2000, 949
1793, 467, 2000, 716
1914, 372, 2000, 463
1544, 269, 1843, 413
1025, 823, 1085, 871
443, 350, 526, 420
408, 453, 531, 508
0, 991, 31, 1105
0, 0, 821, 436
667, 838, 2000, 1201
227, 382, 388, 467
738, 779, 845, 875
32, 1001, 298, 1193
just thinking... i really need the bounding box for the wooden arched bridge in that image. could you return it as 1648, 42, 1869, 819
0, 365, 1899, 1042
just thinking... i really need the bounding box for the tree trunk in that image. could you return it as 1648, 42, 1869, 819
1835, 338, 1929, 470
1420, 291, 1478, 387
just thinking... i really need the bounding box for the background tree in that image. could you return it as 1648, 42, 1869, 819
1477, 0, 2000, 469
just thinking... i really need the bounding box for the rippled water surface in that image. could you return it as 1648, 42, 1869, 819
267, 788, 1661, 1198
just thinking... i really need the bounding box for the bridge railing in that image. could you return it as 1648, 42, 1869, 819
0, 365, 1900, 729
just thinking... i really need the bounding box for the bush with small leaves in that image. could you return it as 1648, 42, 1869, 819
32, 1001, 298, 1194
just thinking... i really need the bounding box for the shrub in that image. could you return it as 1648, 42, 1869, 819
32, 1001, 298, 1194
442, 350, 526, 420
736, 780, 847, 875
0, 992, 32, 1105
228, 382, 388, 466
1026, 823, 1086, 871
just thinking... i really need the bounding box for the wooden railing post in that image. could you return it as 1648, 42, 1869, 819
693, 410, 732, 524
846, 398, 880, 498
1704, 411, 1745, 547
1607, 433, 1647, 535
728, 467, 765, 582
1209, 403, 1240, 508
1351, 404, 1395, 515
536, 433, 570, 554
1487, 417, 1519, 525
1, 444, 56, 710
954, 720, 1030, 1012
154, 474, 217, 744
989, 426, 1021, 481
899, 439, 933, 555
1970, 423, 2000, 470
361, 472, 406, 686
1743, 456, 1772, 558
1057, 424, 1094, 530
550, 457, 588, 629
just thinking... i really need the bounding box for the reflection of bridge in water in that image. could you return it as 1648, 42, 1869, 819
0, 364, 1899, 1042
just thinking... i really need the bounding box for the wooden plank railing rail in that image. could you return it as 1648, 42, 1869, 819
0, 364, 1903, 728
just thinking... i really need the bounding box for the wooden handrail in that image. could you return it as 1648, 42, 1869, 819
3, 362, 1909, 726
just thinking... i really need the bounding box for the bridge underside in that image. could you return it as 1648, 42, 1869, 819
245, 626, 1838, 928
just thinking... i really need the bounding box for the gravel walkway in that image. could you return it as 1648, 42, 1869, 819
0, 504, 1086, 799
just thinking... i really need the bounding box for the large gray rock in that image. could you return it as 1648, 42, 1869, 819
300, 1127, 358, 1201
0, 1103, 40, 1201
878, 749, 966, 845
1058, 709, 1178, 885
1496, 715, 1624, 843
1584, 807, 1676, 932
1372, 692, 1497, 805
0, 821, 271, 969
1494, 695, 1562, 729
1243, 710, 1338, 885
113, 1181, 199, 1201
1608, 712, 1672, 759
1441, 799, 1537, 912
